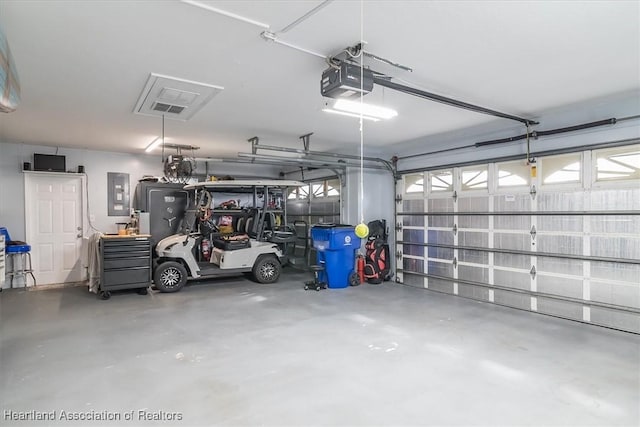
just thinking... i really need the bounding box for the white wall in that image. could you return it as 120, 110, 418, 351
0, 142, 279, 240
282, 164, 395, 230
343, 167, 395, 228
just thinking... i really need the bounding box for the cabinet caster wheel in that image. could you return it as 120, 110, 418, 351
98, 290, 111, 300
349, 271, 360, 287
315, 286, 321, 291
137, 287, 148, 295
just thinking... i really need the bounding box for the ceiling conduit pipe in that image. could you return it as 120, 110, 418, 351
180, 0, 270, 28
196, 157, 342, 170
237, 152, 388, 170
254, 143, 395, 174
277, 0, 334, 33
260, 1, 334, 59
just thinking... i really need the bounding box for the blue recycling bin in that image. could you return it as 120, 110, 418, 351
311, 225, 361, 288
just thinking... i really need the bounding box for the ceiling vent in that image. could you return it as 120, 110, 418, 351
133, 73, 223, 121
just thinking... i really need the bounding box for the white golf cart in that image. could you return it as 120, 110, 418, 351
153, 180, 306, 292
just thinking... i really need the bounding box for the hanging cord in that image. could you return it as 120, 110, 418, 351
525, 123, 532, 162
359, 0, 364, 225
161, 114, 165, 163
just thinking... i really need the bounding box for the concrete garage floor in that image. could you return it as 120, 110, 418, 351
1, 270, 638, 426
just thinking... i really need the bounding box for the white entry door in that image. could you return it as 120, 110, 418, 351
25, 173, 85, 285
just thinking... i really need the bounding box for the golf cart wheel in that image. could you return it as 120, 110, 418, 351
253, 255, 281, 284
154, 261, 187, 293
98, 290, 111, 300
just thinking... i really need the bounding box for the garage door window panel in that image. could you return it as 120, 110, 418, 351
497, 161, 530, 189
594, 145, 640, 182
404, 173, 425, 195
428, 170, 454, 195
540, 153, 582, 186
460, 166, 488, 192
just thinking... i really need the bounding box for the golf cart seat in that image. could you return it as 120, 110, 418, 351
263, 212, 297, 243
211, 232, 251, 250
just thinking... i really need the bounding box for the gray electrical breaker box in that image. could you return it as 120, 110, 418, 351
107, 172, 130, 216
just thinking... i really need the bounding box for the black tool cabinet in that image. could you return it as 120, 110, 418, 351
99, 235, 151, 300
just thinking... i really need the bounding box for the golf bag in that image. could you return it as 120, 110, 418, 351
363, 219, 390, 284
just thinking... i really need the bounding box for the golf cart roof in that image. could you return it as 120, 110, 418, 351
184, 180, 307, 190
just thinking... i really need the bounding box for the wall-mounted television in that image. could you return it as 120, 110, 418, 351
33, 153, 66, 172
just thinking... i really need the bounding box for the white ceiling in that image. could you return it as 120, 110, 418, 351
0, 0, 638, 158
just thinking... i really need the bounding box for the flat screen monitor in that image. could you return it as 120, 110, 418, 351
33, 153, 66, 172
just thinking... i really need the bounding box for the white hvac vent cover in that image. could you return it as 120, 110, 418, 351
133, 73, 223, 121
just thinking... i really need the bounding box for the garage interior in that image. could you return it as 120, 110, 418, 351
0, 1, 639, 426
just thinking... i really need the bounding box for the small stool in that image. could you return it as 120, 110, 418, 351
0, 227, 36, 288
7, 251, 36, 288
304, 264, 326, 291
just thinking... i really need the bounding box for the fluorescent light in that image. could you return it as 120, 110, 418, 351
145, 137, 162, 153
321, 108, 380, 122
333, 99, 398, 119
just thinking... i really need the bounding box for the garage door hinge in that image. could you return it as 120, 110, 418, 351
530, 185, 537, 200
395, 222, 403, 231
396, 250, 403, 260
530, 225, 537, 240
453, 257, 458, 268
452, 191, 458, 202
395, 194, 403, 202
530, 266, 537, 279
452, 224, 458, 235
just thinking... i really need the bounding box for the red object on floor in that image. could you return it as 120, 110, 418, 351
356, 254, 365, 284
201, 239, 210, 261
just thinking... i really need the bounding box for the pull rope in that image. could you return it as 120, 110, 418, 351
526, 123, 531, 162
359, 0, 364, 224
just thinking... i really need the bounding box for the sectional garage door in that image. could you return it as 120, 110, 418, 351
286, 178, 341, 266
396, 144, 640, 333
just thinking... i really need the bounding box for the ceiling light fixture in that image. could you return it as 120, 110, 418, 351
145, 137, 162, 153
321, 108, 380, 122
333, 99, 398, 119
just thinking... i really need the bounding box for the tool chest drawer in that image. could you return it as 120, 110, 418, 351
102, 267, 151, 286
103, 256, 150, 270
